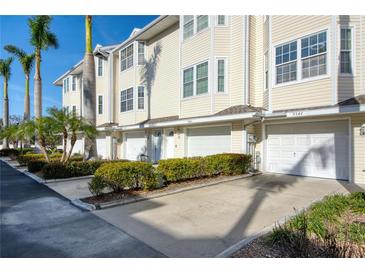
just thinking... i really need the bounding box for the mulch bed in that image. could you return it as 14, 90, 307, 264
81, 175, 237, 205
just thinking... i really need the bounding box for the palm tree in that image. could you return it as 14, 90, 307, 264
28, 15, 58, 118
83, 15, 98, 160
0, 57, 13, 148
4, 45, 35, 121
65, 115, 96, 162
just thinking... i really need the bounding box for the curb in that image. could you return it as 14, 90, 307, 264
95, 172, 262, 210
71, 199, 96, 211
45, 175, 94, 184
215, 186, 347, 258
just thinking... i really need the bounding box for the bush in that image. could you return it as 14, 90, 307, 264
17, 153, 45, 165
27, 159, 48, 173
157, 153, 252, 183
41, 159, 128, 179
0, 148, 20, 157
91, 161, 158, 193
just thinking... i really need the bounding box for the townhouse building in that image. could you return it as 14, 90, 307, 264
54, 15, 365, 184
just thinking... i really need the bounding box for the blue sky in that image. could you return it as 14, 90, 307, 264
0, 15, 158, 119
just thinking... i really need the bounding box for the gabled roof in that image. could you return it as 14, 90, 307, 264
338, 94, 365, 106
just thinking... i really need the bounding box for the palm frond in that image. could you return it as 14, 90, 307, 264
0, 57, 13, 80
28, 15, 58, 50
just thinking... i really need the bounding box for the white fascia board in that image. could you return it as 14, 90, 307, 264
53, 59, 83, 85
110, 112, 259, 132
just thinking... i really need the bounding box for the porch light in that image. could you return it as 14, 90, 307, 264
360, 124, 365, 136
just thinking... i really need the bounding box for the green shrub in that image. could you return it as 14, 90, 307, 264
0, 148, 20, 157
157, 157, 205, 182
27, 159, 48, 173
41, 159, 128, 179
157, 153, 252, 183
92, 161, 158, 192
17, 153, 45, 165
88, 177, 107, 196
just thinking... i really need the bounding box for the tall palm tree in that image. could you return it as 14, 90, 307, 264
28, 15, 58, 118
0, 57, 13, 148
4, 45, 35, 121
83, 15, 97, 160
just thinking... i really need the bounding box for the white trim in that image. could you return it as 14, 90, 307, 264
96, 56, 104, 77
331, 16, 338, 104
107, 54, 113, 123
268, 16, 272, 112
216, 15, 228, 27
338, 24, 356, 77
120, 43, 134, 72
97, 94, 104, 115
210, 18, 215, 113
214, 56, 228, 94
181, 15, 210, 43
181, 59, 210, 99
120, 86, 134, 113
243, 15, 249, 105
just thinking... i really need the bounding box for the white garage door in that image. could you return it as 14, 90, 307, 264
96, 137, 107, 159
187, 126, 231, 157
125, 132, 146, 161
266, 120, 349, 180
69, 138, 84, 155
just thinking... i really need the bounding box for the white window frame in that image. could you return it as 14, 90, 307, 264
71, 76, 77, 91
216, 15, 227, 27
97, 57, 103, 77
120, 44, 134, 72
181, 15, 210, 41
215, 57, 228, 93
65, 106, 70, 114
181, 60, 210, 99
120, 87, 134, 113
63, 78, 67, 93
272, 28, 330, 88
137, 86, 145, 110
339, 25, 355, 76
71, 105, 77, 116
97, 94, 103, 115
274, 40, 298, 85
137, 41, 146, 66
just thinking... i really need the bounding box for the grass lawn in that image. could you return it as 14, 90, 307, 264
233, 192, 365, 258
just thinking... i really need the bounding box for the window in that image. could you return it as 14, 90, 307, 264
196, 62, 208, 95
301, 31, 327, 79
275, 41, 297, 84
183, 16, 194, 39
217, 16, 226, 26
264, 51, 269, 90
72, 105, 77, 115
137, 86, 144, 110
197, 16, 208, 32
183, 67, 194, 98
65, 106, 69, 113
63, 79, 67, 93
121, 44, 134, 71
97, 57, 103, 76
340, 28, 352, 74
120, 88, 133, 112
217, 59, 226, 92
98, 95, 103, 115
72, 76, 76, 91
137, 42, 145, 65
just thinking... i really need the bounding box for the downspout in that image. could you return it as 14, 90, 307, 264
108, 53, 114, 123
243, 15, 250, 105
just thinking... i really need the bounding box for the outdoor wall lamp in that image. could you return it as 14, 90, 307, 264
360, 123, 365, 136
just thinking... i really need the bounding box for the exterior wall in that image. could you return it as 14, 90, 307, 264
62, 74, 82, 115
231, 120, 244, 153
351, 113, 365, 184
95, 56, 108, 126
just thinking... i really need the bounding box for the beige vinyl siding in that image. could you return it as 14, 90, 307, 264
95, 57, 108, 126
337, 15, 363, 102
352, 114, 365, 184
271, 16, 331, 45
181, 28, 210, 67
249, 16, 264, 108
180, 96, 211, 118
263, 16, 269, 51
113, 54, 120, 124
214, 25, 230, 56
229, 16, 244, 106
272, 78, 332, 110
147, 24, 180, 119
214, 95, 231, 113
231, 121, 243, 153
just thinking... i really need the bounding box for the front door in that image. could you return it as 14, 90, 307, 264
153, 130, 163, 163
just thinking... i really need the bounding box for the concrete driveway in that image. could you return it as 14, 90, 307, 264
94, 173, 364, 257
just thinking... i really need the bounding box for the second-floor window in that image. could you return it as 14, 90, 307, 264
121, 44, 134, 71
72, 105, 77, 116
183, 16, 194, 39
98, 95, 103, 115
217, 15, 226, 26
340, 28, 353, 74
183, 61, 209, 98
120, 87, 133, 112
97, 57, 103, 76
217, 58, 226, 92
72, 76, 76, 91
275, 41, 297, 84
137, 42, 145, 65
183, 15, 209, 40
138, 86, 144, 110
197, 16, 208, 32
183, 67, 194, 97
301, 31, 327, 79
63, 79, 67, 93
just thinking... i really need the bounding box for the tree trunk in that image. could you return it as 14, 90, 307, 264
65, 132, 77, 162
24, 74, 31, 147
60, 129, 68, 163
34, 48, 42, 118
39, 137, 49, 162
83, 15, 98, 160
3, 80, 9, 148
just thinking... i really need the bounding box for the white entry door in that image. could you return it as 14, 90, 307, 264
96, 137, 107, 159
266, 120, 349, 180
153, 130, 163, 163
187, 125, 231, 157
165, 129, 175, 159
125, 132, 146, 161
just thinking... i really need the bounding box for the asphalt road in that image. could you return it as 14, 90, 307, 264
0, 160, 165, 258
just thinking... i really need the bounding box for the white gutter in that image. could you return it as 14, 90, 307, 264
53, 59, 83, 85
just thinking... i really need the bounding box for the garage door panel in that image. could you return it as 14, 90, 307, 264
266, 120, 349, 180
187, 126, 231, 157
125, 132, 146, 161
96, 138, 107, 159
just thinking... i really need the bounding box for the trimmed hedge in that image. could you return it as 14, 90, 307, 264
42, 159, 128, 179
17, 153, 63, 166
157, 153, 252, 183
0, 148, 33, 157
90, 161, 158, 195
